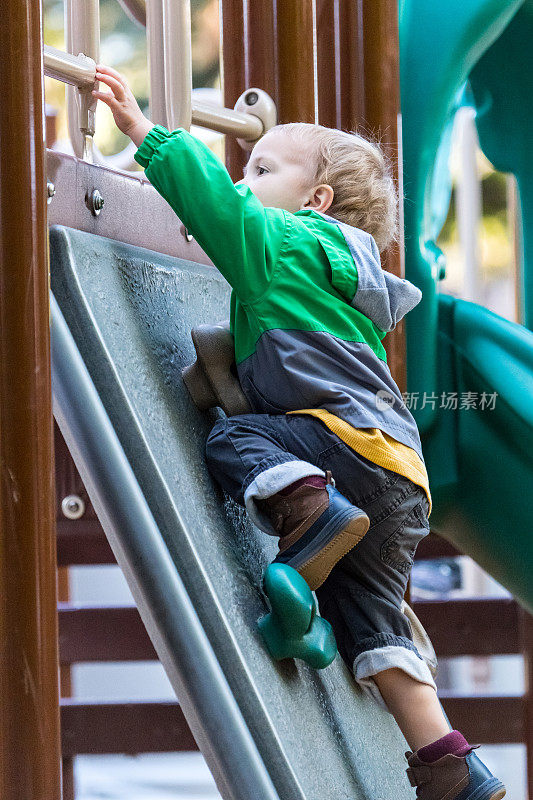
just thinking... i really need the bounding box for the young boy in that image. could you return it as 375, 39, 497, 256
92, 64, 506, 800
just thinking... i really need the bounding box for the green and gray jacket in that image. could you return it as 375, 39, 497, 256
134, 125, 425, 461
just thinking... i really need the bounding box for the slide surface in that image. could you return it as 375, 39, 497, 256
50, 224, 414, 800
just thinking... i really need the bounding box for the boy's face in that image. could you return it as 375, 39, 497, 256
234, 130, 333, 214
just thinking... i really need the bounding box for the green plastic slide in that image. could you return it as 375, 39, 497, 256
400, 0, 533, 611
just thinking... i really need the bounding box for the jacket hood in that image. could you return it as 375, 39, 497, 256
313, 210, 422, 333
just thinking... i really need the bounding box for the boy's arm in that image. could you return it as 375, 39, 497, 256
133, 125, 287, 303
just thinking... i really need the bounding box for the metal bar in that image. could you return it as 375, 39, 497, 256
192, 100, 263, 139
0, 0, 62, 797
65, 0, 100, 159
147, 0, 192, 130
43, 44, 95, 87
50, 292, 281, 800
43, 43, 262, 141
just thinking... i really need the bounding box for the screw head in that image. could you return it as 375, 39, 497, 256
245, 91, 259, 106
180, 223, 193, 242
61, 494, 86, 520
89, 188, 104, 216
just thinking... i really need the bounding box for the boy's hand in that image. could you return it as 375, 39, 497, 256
92, 64, 155, 147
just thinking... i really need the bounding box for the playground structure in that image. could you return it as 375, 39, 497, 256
1, 0, 533, 798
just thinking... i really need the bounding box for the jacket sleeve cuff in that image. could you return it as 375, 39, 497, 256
134, 124, 175, 169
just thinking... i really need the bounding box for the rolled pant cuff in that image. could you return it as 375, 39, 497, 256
243, 457, 325, 535
352, 635, 438, 712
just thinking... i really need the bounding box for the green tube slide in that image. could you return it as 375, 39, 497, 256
401, 0, 533, 611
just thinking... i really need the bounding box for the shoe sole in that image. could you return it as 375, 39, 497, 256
295, 510, 370, 591
465, 780, 506, 800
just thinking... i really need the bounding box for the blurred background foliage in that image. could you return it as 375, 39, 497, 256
44, 0, 220, 163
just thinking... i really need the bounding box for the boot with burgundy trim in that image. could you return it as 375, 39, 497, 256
256, 470, 369, 591
405, 731, 506, 800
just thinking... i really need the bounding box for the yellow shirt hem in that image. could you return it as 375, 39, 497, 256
286, 409, 432, 516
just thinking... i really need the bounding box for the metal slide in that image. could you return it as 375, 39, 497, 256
49, 224, 414, 800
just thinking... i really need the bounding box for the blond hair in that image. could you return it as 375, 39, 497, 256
268, 122, 399, 253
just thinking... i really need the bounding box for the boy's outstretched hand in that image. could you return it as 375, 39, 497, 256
92, 64, 155, 147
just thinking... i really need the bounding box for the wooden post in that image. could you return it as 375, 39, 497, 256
0, 0, 62, 798
220, 0, 247, 181
519, 608, 533, 799
335, 0, 405, 386
221, 0, 315, 182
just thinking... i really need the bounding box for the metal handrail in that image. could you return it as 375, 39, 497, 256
50, 291, 282, 800
43, 45, 265, 141
43, 45, 95, 88
64, 0, 99, 161
43, 45, 267, 133
146, 0, 192, 132
43, 0, 268, 171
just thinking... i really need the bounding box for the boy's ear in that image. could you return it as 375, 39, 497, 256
301, 184, 334, 214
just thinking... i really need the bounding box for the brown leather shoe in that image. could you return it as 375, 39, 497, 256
405, 747, 506, 800
257, 471, 370, 591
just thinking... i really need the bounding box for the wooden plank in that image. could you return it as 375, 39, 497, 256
57, 521, 115, 566
59, 598, 520, 665
415, 533, 462, 560
439, 695, 523, 743
59, 695, 524, 755
60, 694, 523, 755
58, 604, 156, 663
413, 598, 520, 656
60, 700, 198, 755
519, 608, 533, 798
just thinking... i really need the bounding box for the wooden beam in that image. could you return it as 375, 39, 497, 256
439, 695, 523, 744
415, 533, 462, 560
57, 520, 116, 566
60, 700, 198, 756
413, 598, 520, 656
58, 604, 156, 662
0, 1, 62, 796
